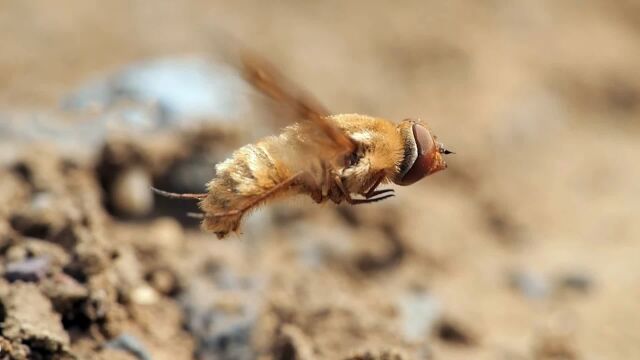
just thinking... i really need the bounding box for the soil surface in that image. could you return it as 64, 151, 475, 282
1, 1, 639, 359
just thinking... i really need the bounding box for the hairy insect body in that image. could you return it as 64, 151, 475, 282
332, 114, 405, 193
153, 53, 452, 239
200, 121, 332, 237
200, 114, 405, 238
201, 136, 294, 238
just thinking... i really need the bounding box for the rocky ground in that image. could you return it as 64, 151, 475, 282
1, 1, 639, 359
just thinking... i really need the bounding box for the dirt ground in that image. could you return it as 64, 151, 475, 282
1, 1, 640, 359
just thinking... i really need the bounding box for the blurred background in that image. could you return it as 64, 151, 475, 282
1, 1, 639, 359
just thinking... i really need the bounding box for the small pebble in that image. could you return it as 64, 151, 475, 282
130, 285, 159, 305
397, 289, 442, 342
111, 167, 153, 217
509, 270, 550, 299
180, 271, 263, 360
5, 256, 51, 282
557, 272, 593, 293
148, 269, 178, 295
149, 218, 183, 250
105, 334, 152, 360
31, 192, 54, 211
436, 319, 476, 346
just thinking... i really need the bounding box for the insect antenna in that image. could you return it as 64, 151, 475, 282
150, 187, 207, 200
437, 143, 455, 155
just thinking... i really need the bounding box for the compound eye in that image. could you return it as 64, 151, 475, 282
398, 124, 438, 185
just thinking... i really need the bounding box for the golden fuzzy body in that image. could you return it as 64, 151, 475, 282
152, 51, 451, 239
200, 114, 407, 238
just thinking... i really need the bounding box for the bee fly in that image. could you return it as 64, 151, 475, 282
152, 53, 453, 239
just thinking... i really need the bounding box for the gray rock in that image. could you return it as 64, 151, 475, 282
105, 334, 152, 360
63, 56, 251, 126
509, 270, 550, 299
180, 268, 265, 360
0, 55, 256, 166
397, 289, 442, 342
4, 256, 51, 282
0, 112, 112, 165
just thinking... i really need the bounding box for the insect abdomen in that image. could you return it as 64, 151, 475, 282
199, 141, 294, 238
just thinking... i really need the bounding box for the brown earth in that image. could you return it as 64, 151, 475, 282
1, 1, 639, 359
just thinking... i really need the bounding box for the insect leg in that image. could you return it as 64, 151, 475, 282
362, 172, 394, 199
365, 189, 395, 198
321, 163, 331, 199
350, 193, 395, 205
334, 175, 395, 206
210, 171, 305, 217
333, 175, 353, 203
151, 187, 207, 200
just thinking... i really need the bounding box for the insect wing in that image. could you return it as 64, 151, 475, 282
239, 53, 355, 155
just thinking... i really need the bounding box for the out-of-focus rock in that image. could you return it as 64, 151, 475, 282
0, 170, 29, 215
1, 56, 258, 169
272, 325, 316, 360
4, 256, 51, 282
0, 112, 112, 166
147, 217, 184, 251
111, 167, 154, 217
509, 270, 551, 300
6, 238, 70, 267
104, 334, 152, 360
434, 318, 477, 347
62, 56, 250, 126
180, 268, 265, 360
397, 289, 442, 342
126, 298, 196, 358
353, 225, 405, 274
70, 226, 113, 277
112, 245, 146, 296
343, 349, 409, 360
9, 195, 71, 241
147, 268, 178, 295
556, 272, 593, 294
0, 282, 72, 358
289, 219, 355, 268
129, 285, 159, 305
533, 334, 578, 360
41, 272, 89, 305
94, 348, 141, 360
82, 272, 129, 337
0, 335, 30, 359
